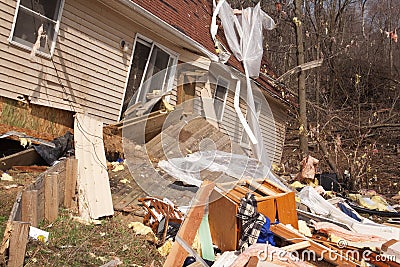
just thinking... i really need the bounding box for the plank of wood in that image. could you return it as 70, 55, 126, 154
8, 221, 30, 267
163, 181, 215, 267
11, 166, 48, 172
280, 241, 311, 252
74, 114, 114, 220
270, 223, 358, 266
0, 148, 42, 171
209, 190, 238, 252
245, 179, 280, 196
275, 192, 298, 229
44, 173, 59, 222
64, 158, 78, 208
21, 190, 38, 227
0, 222, 12, 265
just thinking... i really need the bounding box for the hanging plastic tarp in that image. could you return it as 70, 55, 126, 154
158, 150, 288, 190
210, 0, 276, 164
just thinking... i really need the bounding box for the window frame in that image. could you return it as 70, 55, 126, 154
119, 33, 178, 120
213, 76, 229, 122
8, 0, 65, 58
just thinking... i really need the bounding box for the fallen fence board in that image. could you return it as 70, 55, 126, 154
21, 190, 38, 227
163, 181, 215, 267
270, 223, 358, 266
8, 221, 30, 267
64, 158, 78, 208
0, 148, 42, 171
74, 114, 114, 220
44, 173, 59, 222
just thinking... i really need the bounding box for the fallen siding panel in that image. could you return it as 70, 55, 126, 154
74, 113, 114, 219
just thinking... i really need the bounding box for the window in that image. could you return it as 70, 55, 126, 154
120, 35, 177, 118
9, 0, 64, 57
213, 77, 229, 121
241, 99, 261, 148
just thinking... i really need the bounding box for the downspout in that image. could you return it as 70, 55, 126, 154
118, 0, 219, 62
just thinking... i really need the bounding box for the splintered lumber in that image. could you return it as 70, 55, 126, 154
0, 148, 42, 171
44, 173, 59, 222
270, 223, 358, 266
74, 114, 114, 220
281, 241, 311, 252
64, 158, 78, 208
8, 221, 30, 267
21, 189, 38, 227
163, 181, 215, 267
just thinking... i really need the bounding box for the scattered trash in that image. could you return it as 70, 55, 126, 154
128, 222, 158, 243
3, 184, 18, 190
110, 161, 124, 172
99, 257, 123, 267
29, 226, 49, 243
1, 172, 13, 181
157, 239, 173, 256
296, 155, 319, 183
34, 131, 74, 165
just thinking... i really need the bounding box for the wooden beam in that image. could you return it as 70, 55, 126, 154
270, 223, 358, 266
0, 148, 42, 171
280, 241, 311, 252
44, 172, 59, 222
8, 221, 30, 267
21, 190, 38, 227
163, 181, 215, 267
64, 158, 78, 208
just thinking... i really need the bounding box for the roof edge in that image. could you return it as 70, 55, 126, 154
118, 0, 219, 62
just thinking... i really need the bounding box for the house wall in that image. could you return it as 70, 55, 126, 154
0, 0, 209, 124
168, 66, 287, 165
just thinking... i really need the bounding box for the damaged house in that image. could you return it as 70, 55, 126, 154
0, 0, 293, 166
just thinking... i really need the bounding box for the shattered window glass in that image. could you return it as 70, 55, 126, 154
10, 0, 63, 55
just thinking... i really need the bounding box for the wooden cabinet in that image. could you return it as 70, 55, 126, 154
208, 179, 298, 252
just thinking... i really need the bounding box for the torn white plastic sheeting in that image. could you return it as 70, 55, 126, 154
74, 114, 114, 220
210, 0, 276, 164
211, 1, 276, 76
158, 150, 288, 190
299, 186, 400, 240
29, 226, 49, 243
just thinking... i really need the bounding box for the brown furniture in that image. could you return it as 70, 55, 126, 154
208, 179, 298, 252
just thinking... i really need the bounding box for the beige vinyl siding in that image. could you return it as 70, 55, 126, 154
0, 0, 212, 123
0, 0, 130, 122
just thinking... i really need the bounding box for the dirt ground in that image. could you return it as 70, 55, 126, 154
0, 169, 44, 239
0, 164, 164, 267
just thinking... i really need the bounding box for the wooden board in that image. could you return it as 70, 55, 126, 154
64, 158, 78, 208
275, 192, 298, 228
44, 173, 59, 222
74, 114, 114, 220
0, 148, 42, 171
209, 190, 238, 252
163, 181, 215, 267
8, 222, 30, 267
270, 223, 358, 267
21, 190, 38, 227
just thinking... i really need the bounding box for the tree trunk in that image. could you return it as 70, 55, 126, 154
294, 0, 309, 157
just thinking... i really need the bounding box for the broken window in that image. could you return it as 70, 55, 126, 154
213, 77, 229, 121
120, 35, 177, 119
241, 99, 261, 148
9, 0, 64, 56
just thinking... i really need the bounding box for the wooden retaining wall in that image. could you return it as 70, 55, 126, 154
0, 157, 78, 266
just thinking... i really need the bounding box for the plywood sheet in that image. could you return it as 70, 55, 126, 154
74, 113, 114, 219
